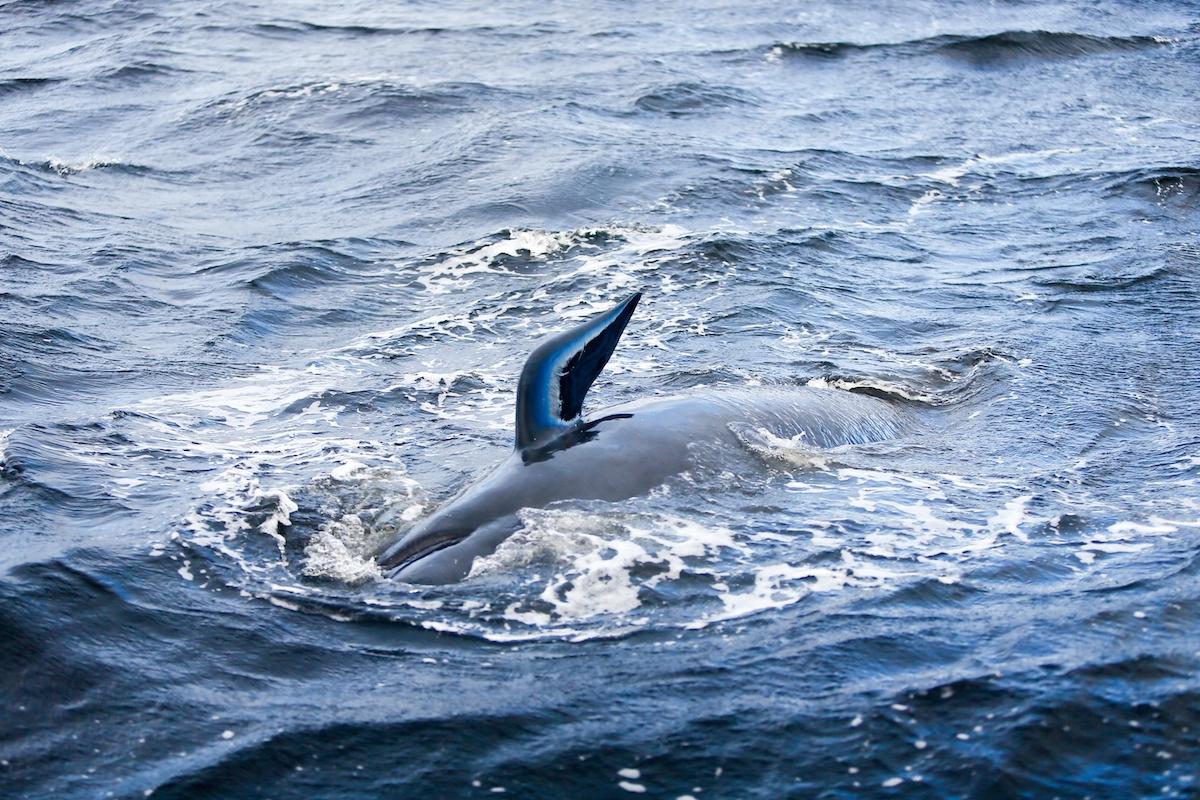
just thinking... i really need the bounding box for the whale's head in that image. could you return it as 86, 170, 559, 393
375, 466, 530, 583
376, 506, 470, 574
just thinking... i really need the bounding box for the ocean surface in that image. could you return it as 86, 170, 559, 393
2, 1, 1199, 797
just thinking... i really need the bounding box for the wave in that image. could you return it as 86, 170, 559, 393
633, 81, 759, 115
937, 30, 1174, 63
40, 157, 152, 176
244, 16, 566, 39
246, 19, 546, 39
1100, 165, 1200, 208
927, 158, 1200, 210
1033, 264, 1171, 294
200, 79, 511, 127
0, 154, 58, 193
0, 77, 64, 96
2, 149, 154, 177
769, 30, 1173, 65
652, 148, 959, 215
402, 223, 689, 300
248, 262, 356, 300
194, 240, 409, 312
91, 60, 193, 86
252, 19, 446, 37
0, 423, 135, 515
806, 346, 1008, 408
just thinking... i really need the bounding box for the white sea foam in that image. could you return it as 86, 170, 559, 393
183, 457, 306, 568
907, 188, 944, 219
329, 460, 368, 481
909, 148, 1084, 220
136, 363, 352, 429
43, 154, 123, 174
699, 562, 841, 626
922, 148, 1084, 188
135, 350, 418, 586
444, 475, 1042, 634
258, 488, 298, 556
419, 228, 586, 294
223, 81, 342, 116
303, 462, 423, 583
389, 370, 512, 429
1072, 515, 1181, 564
303, 514, 383, 584
143, 387, 413, 587
730, 423, 830, 470
986, 495, 1032, 542
470, 509, 743, 628
411, 224, 690, 299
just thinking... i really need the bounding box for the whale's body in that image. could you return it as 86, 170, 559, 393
376, 294, 909, 584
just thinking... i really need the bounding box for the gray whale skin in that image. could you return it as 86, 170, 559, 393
375, 292, 908, 584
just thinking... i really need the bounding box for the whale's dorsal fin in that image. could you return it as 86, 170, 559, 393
515, 292, 641, 450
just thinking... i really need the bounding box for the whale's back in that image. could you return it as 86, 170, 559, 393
598, 384, 911, 450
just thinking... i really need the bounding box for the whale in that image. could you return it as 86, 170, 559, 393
375, 292, 911, 584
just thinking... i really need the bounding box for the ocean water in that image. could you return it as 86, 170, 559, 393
2, 0, 1199, 797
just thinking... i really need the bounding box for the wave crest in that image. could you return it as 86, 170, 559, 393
768, 30, 1172, 65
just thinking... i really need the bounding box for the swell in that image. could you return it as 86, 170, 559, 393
40, 158, 154, 176
928, 161, 1200, 214
1098, 165, 1200, 207
0, 423, 135, 515
770, 30, 1173, 64
633, 81, 760, 115
652, 148, 937, 212
252, 19, 446, 36
685, 148, 1200, 221
811, 346, 1011, 409
0, 77, 64, 96
0, 323, 127, 412
937, 30, 1173, 62
1, 149, 156, 178
143, 714, 553, 799
196, 79, 514, 128
88, 60, 195, 88
240, 19, 556, 39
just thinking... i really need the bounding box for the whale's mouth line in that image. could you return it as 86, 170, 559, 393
379, 533, 467, 575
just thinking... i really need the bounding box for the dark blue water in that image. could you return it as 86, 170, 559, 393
3, 1, 1199, 797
